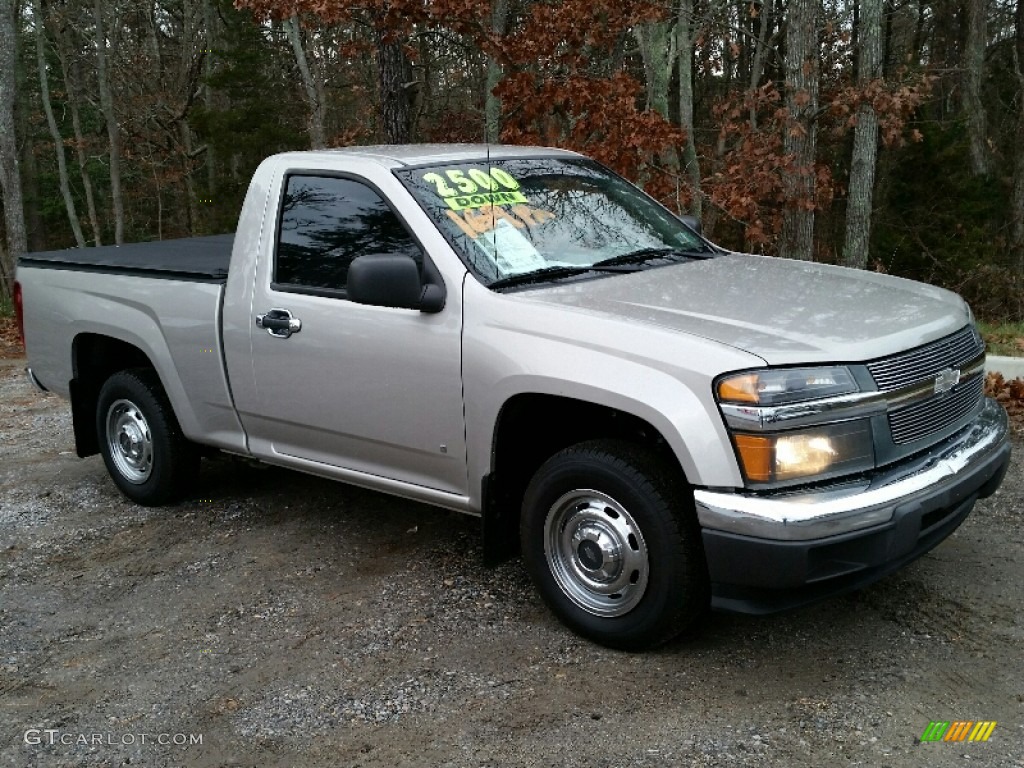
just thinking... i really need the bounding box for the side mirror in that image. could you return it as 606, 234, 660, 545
347, 254, 445, 313
680, 214, 702, 236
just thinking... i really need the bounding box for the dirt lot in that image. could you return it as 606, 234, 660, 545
0, 357, 1021, 768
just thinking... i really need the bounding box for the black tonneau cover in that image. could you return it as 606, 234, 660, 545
18, 234, 233, 282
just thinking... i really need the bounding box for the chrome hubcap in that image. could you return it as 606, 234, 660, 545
544, 489, 649, 617
106, 399, 153, 484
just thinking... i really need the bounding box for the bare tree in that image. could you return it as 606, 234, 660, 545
376, 27, 412, 143
964, 0, 991, 176
677, 0, 701, 218
34, 0, 85, 248
843, 0, 883, 269
635, 20, 674, 118
484, 0, 508, 143
284, 15, 327, 149
746, 0, 775, 128
780, 0, 819, 260
0, 0, 27, 299
94, 0, 125, 244
1012, 0, 1024, 271
54, 25, 102, 246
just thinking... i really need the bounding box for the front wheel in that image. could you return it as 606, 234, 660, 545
96, 368, 199, 505
520, 440, 709, 650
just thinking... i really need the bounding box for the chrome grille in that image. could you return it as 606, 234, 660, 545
888, 375, 984, 444
867, 325, 984, 392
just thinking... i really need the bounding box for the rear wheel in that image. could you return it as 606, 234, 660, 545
96, 369, 199, 505
520, 440, 709, 650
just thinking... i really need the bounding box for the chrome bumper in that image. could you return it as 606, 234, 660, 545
694, 397, 1010, 541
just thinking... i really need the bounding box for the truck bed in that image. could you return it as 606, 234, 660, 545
18, 234, 233, 282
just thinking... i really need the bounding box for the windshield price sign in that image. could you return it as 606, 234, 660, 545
422, 167, 528, 210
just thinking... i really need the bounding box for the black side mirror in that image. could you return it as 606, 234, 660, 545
680, 214, 702, 236
347, 254, 445, 313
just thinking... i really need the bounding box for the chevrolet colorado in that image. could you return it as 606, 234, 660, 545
14, 145, 1011, 649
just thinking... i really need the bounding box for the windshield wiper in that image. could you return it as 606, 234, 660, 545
593, 246, 716, 268
488, 263, 638, 290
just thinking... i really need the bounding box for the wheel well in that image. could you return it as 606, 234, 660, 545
69, 334, 155, 457
482, 393, 684, 565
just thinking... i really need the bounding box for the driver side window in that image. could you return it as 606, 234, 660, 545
274, 175, 421, 294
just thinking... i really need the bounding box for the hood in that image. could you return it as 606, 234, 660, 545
520, 254, 970, 365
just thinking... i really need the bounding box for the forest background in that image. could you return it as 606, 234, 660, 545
0, 0, 1022, 323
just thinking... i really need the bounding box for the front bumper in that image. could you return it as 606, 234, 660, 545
694, 397, 1011, 613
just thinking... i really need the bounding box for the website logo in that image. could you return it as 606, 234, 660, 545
920, 721, 996, 743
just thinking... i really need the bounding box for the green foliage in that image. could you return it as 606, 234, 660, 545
872, 122, 1021, 321
978, 321, 1024, 357
190, 2, 307, 233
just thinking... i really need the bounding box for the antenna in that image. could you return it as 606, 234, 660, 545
485, 106, 496, 268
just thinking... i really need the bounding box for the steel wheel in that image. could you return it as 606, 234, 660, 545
96, 369, 199, 505
544, 489, 649, 617
521, 440, 710, 649
105, 398, 154, 484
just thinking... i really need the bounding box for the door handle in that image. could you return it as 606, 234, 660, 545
256, 308, 302, 339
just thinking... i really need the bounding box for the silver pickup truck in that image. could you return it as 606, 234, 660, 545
14, 145, 1011, 649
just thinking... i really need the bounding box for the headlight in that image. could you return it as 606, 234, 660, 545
717, 366, 858, 406
716, 366, 877, 485
731, 420, 875, 484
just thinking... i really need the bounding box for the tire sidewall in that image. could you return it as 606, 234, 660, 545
521, 445, 704, 649
96, 370, 190, 505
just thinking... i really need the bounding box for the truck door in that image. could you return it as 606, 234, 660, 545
237, 172, 468, 497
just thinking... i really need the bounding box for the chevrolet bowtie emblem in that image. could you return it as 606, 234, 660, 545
934, 367, 961, 394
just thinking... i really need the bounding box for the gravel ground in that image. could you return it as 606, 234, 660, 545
1, 358, 1022, 768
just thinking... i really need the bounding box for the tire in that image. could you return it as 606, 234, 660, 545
520, 440, 709, 650
95, 368, 199, 506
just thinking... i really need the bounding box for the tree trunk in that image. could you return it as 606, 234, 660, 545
284, 15, 326, 149
0, 0, 26, 299
94, 0, 125, 244
1012, 0, 1024, 272
634, 21, 674, 118
677, 0, 701, 218
56, 39, 102, 246
747, 0, 772, 129
181, 120, 200, 235
202, 0, 217, 195
780, 0, 819, 261
484, 0, 508, 142
34, 0, 85, 248
20, 114, 44, 251
1013, 104, 1024, 274
963, 0, 991, 176
376, 28, 412, 143
843, 0, 883, 269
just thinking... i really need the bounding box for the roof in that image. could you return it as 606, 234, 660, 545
276, 144, 581, 168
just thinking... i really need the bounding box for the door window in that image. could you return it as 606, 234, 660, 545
275, 175, 421, 293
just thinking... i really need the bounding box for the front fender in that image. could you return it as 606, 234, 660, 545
462, 281, 766, 509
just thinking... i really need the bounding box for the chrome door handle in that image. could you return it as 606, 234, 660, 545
256, 308, 302, 339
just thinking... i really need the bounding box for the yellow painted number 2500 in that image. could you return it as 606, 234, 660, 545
423, 168, 520, 198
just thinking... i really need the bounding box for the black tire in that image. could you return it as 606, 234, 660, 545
95, 368, 199, 506
520, 440, 709, 650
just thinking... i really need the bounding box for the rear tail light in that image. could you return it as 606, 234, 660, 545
13, 280, 25, 349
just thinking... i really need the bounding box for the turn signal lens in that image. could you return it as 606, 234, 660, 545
717, 374, 760, 403
733, 435, 772, 481
717, 367, 858, 406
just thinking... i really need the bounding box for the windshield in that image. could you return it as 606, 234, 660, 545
393, 157, 713, 288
